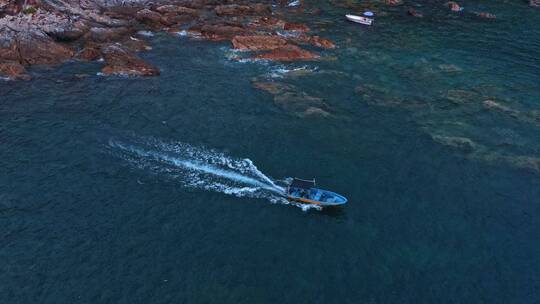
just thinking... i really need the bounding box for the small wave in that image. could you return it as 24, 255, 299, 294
173, 30, 203, 39
137, 30, 154, 37
106, 136, 320, 210
220, 47, 272, 65
288, 0, 301, 7
267, 65, 318, 78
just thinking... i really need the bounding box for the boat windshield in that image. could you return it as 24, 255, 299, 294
289, 178, 315, 189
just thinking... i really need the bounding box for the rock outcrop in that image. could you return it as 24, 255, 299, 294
0, 61, 31, 80
255, 45, 319, 61
100, 44, 159, 76
446, 1, 462, 12
0, 0, 336, 79
232, 35, 288, 51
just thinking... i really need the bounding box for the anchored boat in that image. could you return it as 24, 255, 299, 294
286, 178, 347, 207
346, 14, 374, 26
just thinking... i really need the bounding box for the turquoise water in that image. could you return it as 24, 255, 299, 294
2, 1, 540, 303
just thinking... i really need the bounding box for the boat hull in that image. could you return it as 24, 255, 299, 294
286, 188, 347, 207
345, 14, 373, 25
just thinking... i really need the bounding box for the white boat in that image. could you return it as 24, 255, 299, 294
346, 14, 374, 25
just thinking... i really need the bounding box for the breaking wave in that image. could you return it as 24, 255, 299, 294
107, 136, 321, 210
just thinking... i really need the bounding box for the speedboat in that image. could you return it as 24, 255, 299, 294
285, 178, 347, 207
346, 14, 374, 25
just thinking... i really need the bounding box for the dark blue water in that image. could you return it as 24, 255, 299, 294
2, 1, 540, 303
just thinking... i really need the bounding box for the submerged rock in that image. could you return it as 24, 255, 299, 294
253, 81, 330, 117
530, 0, 540, 8
483, 100, 517, 115
100, 44, 159, 77
432, 135, 476, 153
474, 12, 496, 19
407, 8, 423, 18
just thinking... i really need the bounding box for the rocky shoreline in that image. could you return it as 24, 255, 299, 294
0, 0, 528, 80
0, 0, 339, 80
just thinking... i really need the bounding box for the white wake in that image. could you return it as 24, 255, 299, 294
107, 136, 321, 210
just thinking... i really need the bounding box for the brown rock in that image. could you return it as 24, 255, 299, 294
293, 34, 336, 49
160, 12, 197, 26
155, 5, 198, 15
100, 44, 159, 77
385, 0, 403, 6
121, 37, 151, 52
136, 9, 163, 24
16, 30, 73, 65
283, 22, 310, 32
255, 45, 319, 61
200, 24, 248, 41
76, 44, 102, 61
232, 35, 288, 51
308, 36, 335, 49
446, 1, 462, 12
215, 4, 271, 16
0, 61, 31, 80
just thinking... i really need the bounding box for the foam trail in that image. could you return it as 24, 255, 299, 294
105, 137, 324, 208
115, 141, 282, 193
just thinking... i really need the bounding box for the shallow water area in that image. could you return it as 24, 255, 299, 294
1, 1, 540, 303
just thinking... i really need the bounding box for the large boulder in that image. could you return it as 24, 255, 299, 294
255, 45, 319, 61
76, 43, 102, 61
100, 44, 159, 76
0, 26, 73, 65
135, 8, 162, 25
200, 24, 248, 41
17, 29, 74, 65
530, 0, 540, 7
231, 35, 288, 51
0, 28, 20, 62
306, 35, 335, 49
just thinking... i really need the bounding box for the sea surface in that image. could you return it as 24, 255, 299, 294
2, 1, 540, 303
